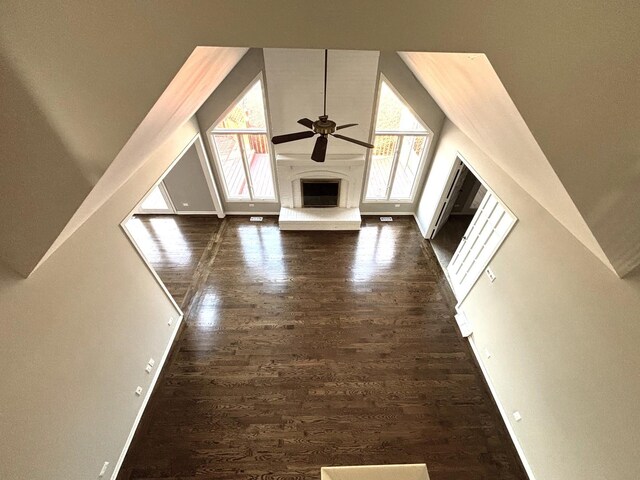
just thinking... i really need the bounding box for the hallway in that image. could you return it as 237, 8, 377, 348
120, 215, 525, 480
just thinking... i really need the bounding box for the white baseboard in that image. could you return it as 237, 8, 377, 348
110, 313, 184, 480
467, 334, 536, 480
225, 211, 279, 215
361, 211, 415, 216
175, 210, 217, 215
413, 213, 428, 237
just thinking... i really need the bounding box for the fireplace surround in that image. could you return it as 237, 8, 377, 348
276, 154, 364, 230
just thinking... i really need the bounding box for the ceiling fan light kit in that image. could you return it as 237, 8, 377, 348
271, 49, 374, 163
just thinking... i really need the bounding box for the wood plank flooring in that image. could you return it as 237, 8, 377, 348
430, 215, 474, 269
119, 215, 526, 480
126, 215, 223, 308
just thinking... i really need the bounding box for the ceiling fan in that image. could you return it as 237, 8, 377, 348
271, 49, 375, 163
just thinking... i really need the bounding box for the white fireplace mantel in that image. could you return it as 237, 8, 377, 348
275, 153, 365, 230
276, 154, 366, 167
275, 154, 365, 209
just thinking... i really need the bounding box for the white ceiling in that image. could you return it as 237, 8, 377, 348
264, 49, 379, 156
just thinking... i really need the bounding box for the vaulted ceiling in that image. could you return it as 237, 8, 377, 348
1, 1, 638, 277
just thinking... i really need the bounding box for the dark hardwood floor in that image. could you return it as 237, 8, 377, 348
120, 215, 526, 480
430, 215, 474, 270
126, 215, 223, 308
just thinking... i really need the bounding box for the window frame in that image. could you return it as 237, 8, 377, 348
362, 75, 434, 204
207, 73, 279, 203
136, 182, 176, 214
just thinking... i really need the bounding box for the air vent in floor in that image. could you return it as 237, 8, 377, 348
250, 216, 264, 222
380, 216, 393, 222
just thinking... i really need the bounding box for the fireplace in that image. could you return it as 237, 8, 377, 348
301, 179, 340, 207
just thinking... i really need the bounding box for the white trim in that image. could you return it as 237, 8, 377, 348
119, 222, 183, 314
362, 74, 434, 205
413, 213, 428, 237
120, 132, 202, 314
224, 211, 278, 215
428, 152, 516, 237
361, 211, 415, 216
206, 72, 266, 133
448, 193, 517, 305
110, 313, 184, 480
175, 210, 218, 215
192, 134, 225, 218
467, 333, 537, 480
136, 182, 176, 215
458, 151, 516, 219
206, 73, 279, 204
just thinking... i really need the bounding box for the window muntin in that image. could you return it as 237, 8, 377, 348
364, 80, 431, 202
210, 78, 277, 202
366, 135, 398, 200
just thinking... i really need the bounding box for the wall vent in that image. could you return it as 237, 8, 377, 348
250, 216, 264, 222
380, 216, 393, 222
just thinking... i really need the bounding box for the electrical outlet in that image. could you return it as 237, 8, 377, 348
394, 204, 400, 208
135, 386, 143, 396
148, 358, 155, 367
485, 267, 496, 283
484, 348, 492, 359
168, 316, 173, 326
98, 461, 110, 477
513, 411, 523, 422
145, 364, 152, 373
182, 202, 189, 207
249, 203, 255, 207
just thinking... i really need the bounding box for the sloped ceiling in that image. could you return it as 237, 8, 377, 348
399, 52, 614, 272
400, 50, 639, 276
1, 1, 638, 277
264, 49, 379, 157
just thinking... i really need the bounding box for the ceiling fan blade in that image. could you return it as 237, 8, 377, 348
297, 118, 315, 129
335, 123, 358, 131
311, 135, 328, 162
271, 130, 316, 144
331, 133, 374, 149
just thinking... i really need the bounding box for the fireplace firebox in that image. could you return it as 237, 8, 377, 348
301, 179, 340, 207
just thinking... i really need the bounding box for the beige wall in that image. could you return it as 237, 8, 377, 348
0, 119, 200, 480
400, 52, 614, 274
432, 120, 640, 480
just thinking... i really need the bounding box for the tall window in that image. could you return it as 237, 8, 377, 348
364, 79, 432, 202
210, 78, 277, 201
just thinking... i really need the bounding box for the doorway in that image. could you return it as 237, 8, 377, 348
121, 133, 225, 310
430, 162, 486, 268
425, 154, 516, 302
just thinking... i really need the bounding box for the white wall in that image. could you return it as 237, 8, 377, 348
0, 119, 200, 480
431, 120, 640, 480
